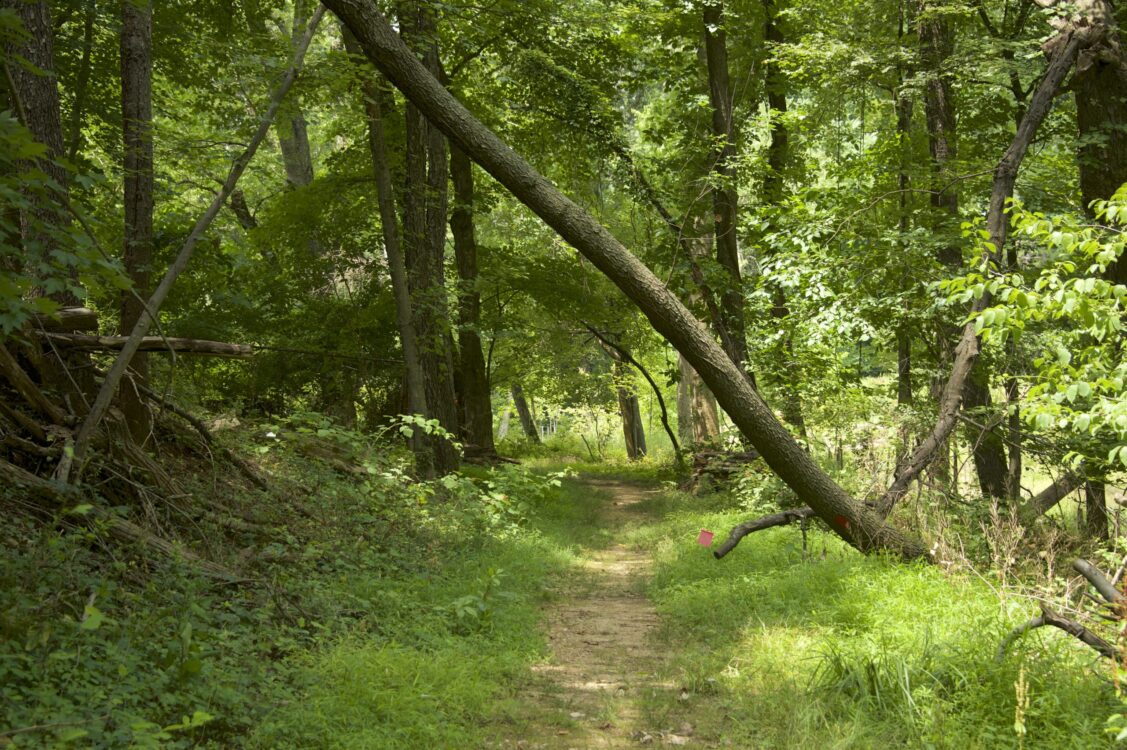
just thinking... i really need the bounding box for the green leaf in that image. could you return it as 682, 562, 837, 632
80, 604, 104, 630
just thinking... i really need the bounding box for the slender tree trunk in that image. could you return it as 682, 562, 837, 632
679, 354, 720, 446
400, 1, 459, 473
615, 360, 647, 460
119, 0, 154, 444
66, 0, 95, 162
702, 1, 748, 373
762, 0, 805, 436
450, 145, 495, 454
1085, 481, 1109, 541
496, 399, 511, 441
343, 27, 434, 476
511, 384, 540, 443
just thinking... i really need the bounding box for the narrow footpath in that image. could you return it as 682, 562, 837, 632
500, 480, 697, 749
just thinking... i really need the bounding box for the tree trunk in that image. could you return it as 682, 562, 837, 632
1074, 0, 1127, 285
450, 144, 495, 454
342, 28, 434, 476
329, 0, 927, 557
1085, 481, 1109, 541
762, 0, 806, 436
66, 0, 95, 162
678, 354, 720, 446
119, 0, 154, 444
400, 1, 459, 473
702, 1, 748, 373
3, 0, 79, 306
511, 384, 540, 443
962, 369, 1008, 499
616, 360, 647, 460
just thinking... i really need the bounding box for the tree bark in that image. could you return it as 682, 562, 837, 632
327, 0, 926, 557
1073, 0, 1127, 285
3, 0, 79, 306
450, 145, 496, 454
762, 0, 805, 435
962, 368, 1008, 499
400, 1, 459, 473
615, 360, 647, 461
702, 1, 748, 373
511, 383, 540, 443
343, 27, 434, 476
1085, 481, 1109, 541
678, 354, 720, 446
120, 0, 154, 444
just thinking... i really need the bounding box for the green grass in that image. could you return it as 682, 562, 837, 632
246, 474, 608, 749
625, 487, 1118, 749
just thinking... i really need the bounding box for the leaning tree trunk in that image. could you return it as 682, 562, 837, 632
119, 0, 154, 444
511, 384, 540, 443
327, 0, 927, 557
450, 145, 496, 455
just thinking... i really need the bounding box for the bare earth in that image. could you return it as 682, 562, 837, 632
498, 480, 696, 749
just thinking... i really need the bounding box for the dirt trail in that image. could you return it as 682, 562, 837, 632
499, 480, 694, 749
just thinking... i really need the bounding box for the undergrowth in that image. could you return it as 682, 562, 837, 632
627, 486, 1118, 749
0, 419, 597, 748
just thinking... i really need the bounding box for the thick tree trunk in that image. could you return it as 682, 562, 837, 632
511, 384, 540, 443
702, 1, 748, 373
342, 28, 434, 476
678, 354, 721, 446
328, 0, 926, 557
1074, 0, 1127, 285
401, 2, 459, 473
120, 0, 154, 444
4, 0, 79, 306
450, 145, 496, 455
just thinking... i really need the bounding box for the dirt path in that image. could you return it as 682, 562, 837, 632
499, 480, 695, 749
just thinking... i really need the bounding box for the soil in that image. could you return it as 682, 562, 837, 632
498, 480, 696, 749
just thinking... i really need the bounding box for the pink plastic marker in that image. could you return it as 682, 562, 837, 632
697, 529, 714, 547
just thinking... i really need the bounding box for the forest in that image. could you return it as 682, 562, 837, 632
2, 0, 1127, 746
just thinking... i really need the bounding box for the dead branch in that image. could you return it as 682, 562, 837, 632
1073, 558, 1125, 605
713, 506, 816, 559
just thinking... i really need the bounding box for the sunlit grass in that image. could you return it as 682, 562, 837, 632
633, 487, 1118, 749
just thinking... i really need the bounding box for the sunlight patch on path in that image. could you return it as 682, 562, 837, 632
497, 480, 695, 749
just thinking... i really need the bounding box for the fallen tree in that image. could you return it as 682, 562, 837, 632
325, 0, 1094, 559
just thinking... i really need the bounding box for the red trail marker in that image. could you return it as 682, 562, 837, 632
696, 529, 714, 547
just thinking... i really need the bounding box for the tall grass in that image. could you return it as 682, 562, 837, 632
628, 488, 1118, 749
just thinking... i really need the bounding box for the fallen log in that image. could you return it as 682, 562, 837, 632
40, 333, 254, 358
33, 306, 99, 332
713, 506, 816, 559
